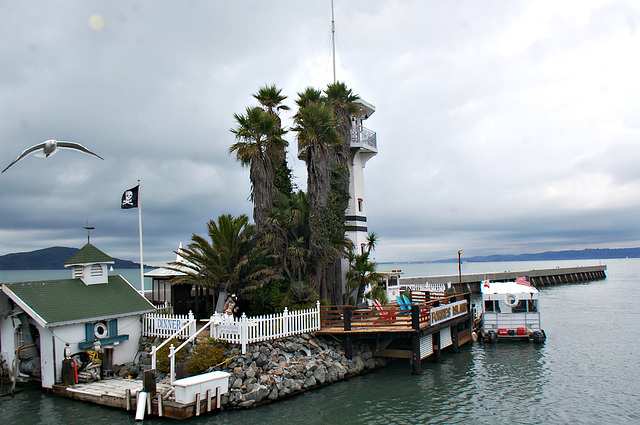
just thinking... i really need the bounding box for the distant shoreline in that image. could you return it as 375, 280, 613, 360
378, 247, 640, 264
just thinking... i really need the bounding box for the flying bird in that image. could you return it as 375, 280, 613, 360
2, 139, 104, 173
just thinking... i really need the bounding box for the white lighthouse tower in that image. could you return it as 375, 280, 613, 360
345, 99, 377, 253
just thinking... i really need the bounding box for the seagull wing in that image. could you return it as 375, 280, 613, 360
56, 141, 104, 160
2, 142, 47, 173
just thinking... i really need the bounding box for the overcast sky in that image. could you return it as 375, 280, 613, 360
2, 1, 639, 266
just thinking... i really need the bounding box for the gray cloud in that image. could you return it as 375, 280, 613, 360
1, 1, 639, 266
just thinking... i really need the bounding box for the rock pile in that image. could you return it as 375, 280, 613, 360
130, 333, 389, 409
219, 333, 389, 408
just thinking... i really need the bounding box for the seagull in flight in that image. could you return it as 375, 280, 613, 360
2, 139, 104, 173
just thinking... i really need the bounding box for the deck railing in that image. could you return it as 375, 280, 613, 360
320, 293, 470, 332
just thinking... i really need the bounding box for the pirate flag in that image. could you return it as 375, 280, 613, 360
121, 185, 139, 209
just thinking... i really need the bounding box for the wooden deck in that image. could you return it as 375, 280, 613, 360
52, 377, 222, 420
317, 292, 469, 334
317, 292, 474, 374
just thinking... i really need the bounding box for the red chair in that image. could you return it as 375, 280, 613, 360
372, 300, 396, 323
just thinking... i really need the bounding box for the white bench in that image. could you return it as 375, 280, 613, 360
173, 371, 230, 404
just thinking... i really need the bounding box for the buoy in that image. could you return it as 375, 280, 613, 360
135, 391, 147, 421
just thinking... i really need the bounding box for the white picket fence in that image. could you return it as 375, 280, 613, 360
210, 301, 321, 353
142, 311, 196, 340
143, 301, 321, 355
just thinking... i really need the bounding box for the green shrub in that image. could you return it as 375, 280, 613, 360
155, 338, 187, 373
283, 281, 318, 310
186, 338, 226, 376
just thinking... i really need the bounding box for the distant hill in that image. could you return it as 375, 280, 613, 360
378, 247, 640, 265
0, 246, 143, 270
429, 247, 640, 263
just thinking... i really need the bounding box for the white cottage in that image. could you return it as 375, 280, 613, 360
0, 243, 155, 388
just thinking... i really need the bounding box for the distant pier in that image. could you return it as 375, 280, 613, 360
398, 264, 607, 293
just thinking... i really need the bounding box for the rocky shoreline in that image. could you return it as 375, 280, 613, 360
128, 333, 390, 409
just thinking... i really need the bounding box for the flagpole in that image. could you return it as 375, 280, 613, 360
138, 178, 145, 297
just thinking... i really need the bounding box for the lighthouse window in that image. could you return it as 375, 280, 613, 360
357, 198, 363, 212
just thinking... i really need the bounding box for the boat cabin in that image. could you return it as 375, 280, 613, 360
478, 279, 546, 343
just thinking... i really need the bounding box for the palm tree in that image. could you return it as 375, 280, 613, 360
253, 84, 292, 196
365, 232, 378, 254
264, 191, 309, 284
345, 250, 382, 305
168, 214, 274, 311
253, 84, 290, 117
324, 82, 359, 166
293, 92, 342, 300
230, 107, 286, 231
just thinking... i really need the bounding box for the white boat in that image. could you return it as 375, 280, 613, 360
476, 278, 546, 343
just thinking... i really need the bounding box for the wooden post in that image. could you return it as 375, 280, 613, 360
126, 389, 132, 410
176, 362, 188, 380
345, 335, 353, 359
62, 359, 75, 386
195, 392, 201, 416
157, 394, 163, 417
343, 306, 352, 331
143, 369, 156, 396
411, 304, 420, 330
216, 386, 221, 409
206, 389, 211, 412
411, 332, 421, 375
433, 331, 441, 362
451, 325, 459, 353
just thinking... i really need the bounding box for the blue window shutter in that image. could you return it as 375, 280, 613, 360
109, 319, 118, 337
85, 323, 94, 341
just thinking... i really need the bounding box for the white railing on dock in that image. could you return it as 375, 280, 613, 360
384, 282, 448, 301
143, 311, 196, 340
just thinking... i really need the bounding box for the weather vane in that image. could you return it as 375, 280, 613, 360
84, 221, 95, 244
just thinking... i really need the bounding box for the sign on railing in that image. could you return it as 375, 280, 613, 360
429, 300, 469, 326
143, 311, 195, 339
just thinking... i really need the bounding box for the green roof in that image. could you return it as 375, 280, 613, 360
64, 243, 114, 266
2, 275, 154, 326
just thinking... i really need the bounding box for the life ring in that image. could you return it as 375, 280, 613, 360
505, 293, 519, 307
94, 322, 108, 339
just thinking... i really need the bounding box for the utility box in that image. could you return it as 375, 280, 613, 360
173, 371, 230, 404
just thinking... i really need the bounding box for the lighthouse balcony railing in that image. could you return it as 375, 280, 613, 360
298, 126, 377, 159
350, 126, 377, 151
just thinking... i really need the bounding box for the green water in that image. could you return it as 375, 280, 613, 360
1, 259, 639, 424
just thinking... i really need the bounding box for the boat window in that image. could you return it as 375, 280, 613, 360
528, 300, 537, 312
512, 301, 527, 313
484, 300, 495, 311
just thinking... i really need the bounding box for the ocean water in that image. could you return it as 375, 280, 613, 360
1, 259, 639, 424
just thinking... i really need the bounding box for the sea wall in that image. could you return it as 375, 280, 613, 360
131, 333, 389, 409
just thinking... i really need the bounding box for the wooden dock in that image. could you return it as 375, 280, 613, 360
317, 292, 474, 374
399, 264, 607, 293
52, 377, 224, 420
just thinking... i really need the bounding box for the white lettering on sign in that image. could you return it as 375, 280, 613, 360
430, 300, 468, 325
